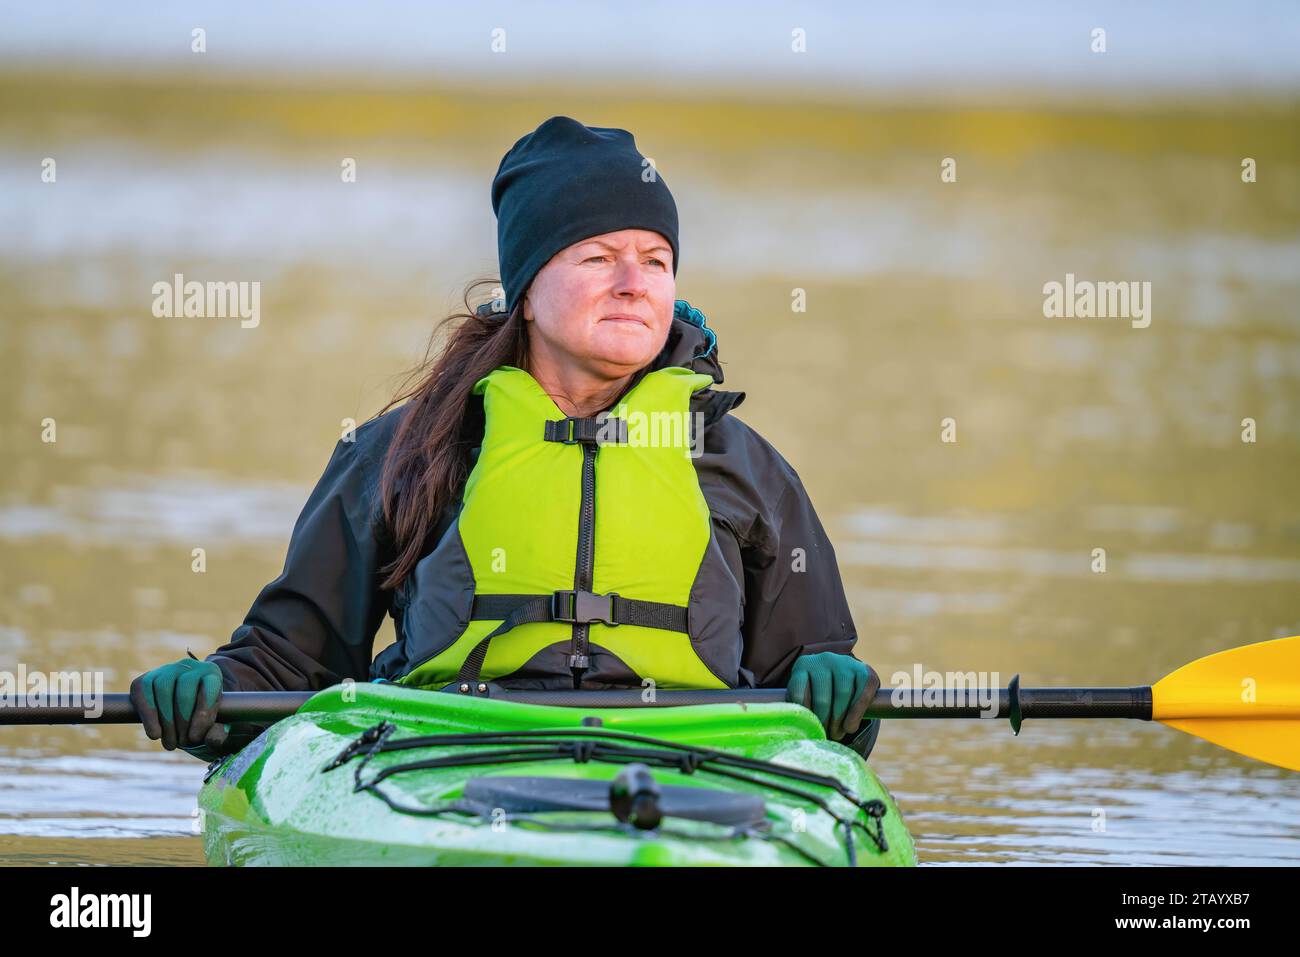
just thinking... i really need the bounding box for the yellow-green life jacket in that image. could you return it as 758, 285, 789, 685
396, 364, 730, 691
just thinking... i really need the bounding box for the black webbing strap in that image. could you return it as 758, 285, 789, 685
455, 591, 689, 685
543, 417, 628, 445
455, 596, 553, 686
476, 592, 687, 630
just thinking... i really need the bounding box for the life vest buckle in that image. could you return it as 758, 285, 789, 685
550, 417, 581, 445
551, 589, 620, 627
544, 416, 628, 446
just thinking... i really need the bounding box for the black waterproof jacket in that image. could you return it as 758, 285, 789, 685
204, 306, 859, 700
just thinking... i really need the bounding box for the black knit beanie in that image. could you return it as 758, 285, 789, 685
491, 116, 680, 316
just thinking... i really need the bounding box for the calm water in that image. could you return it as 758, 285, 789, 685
1, 74, 1298, 864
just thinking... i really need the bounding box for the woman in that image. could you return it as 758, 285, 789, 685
131, 116, 880, 762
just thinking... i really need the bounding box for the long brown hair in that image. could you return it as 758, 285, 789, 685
375, 278, 528, 591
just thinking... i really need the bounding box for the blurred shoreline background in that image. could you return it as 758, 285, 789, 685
1, 1, 1298, 864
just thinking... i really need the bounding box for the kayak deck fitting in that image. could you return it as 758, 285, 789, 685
198, 682, 917, 867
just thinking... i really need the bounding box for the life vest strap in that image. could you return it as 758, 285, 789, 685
473, 591, 688, 631
454, 591, 689, 686
543, 416, 628, 445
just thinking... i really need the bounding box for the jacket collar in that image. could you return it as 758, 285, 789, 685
644, 300, 746, 423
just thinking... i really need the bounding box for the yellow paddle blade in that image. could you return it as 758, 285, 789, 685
1152, 635, 1300, 771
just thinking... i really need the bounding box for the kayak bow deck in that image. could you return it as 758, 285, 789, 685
198, 682, 917, 866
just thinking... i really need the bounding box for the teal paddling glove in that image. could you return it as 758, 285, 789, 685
129, 656, 228, 755
786, 652, 880, 742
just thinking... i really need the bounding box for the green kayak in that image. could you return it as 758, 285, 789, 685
198, 682, 917, 867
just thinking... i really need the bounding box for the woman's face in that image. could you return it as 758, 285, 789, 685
522, 228, 675, 377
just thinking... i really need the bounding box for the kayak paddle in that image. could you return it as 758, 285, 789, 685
1, 635, 1295, 770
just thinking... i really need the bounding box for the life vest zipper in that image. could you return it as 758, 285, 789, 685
568, 441, 598, 687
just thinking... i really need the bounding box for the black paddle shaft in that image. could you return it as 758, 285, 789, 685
0, 692, 312, 725
489, 682, 1154, 731
0, 680, 1153, 731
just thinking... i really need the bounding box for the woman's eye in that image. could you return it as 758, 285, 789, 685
582, 255, 666, 267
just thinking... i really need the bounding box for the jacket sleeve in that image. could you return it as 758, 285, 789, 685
204, 425, 394, 695
738, 464, 860, 688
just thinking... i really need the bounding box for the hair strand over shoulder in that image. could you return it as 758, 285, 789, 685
374, 279, 528, 592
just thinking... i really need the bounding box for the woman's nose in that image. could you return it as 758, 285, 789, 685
610, 258, 649, 295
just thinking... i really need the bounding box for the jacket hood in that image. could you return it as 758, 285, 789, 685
651, 300, 746, 422
656, 300, 722, 381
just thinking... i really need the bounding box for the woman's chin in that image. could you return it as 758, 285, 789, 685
590, 327, 658, 367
